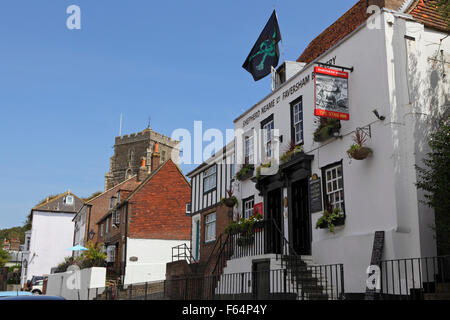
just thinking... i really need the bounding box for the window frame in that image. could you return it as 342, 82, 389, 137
204, 212, 216, 243
203, 165, 217, 194
261, 114, 274, 159
321, 161, 345, 214
290, 97, 304, 146
242, 196, 255, 220
244, 135, 254, 165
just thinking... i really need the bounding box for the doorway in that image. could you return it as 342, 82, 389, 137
252, 260, 270, 299
291, 179, 311, 255
266, 188, 283, 254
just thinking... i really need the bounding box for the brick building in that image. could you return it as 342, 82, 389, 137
96, 147, 191, 285
104, 127, 180, 190
166, 142, 236, 285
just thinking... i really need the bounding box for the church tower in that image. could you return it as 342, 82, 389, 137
104, 128, 180, 190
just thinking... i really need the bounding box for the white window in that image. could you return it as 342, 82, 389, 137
205, 212, 216, 242
64, 195, 74, 205
244, 136, 254, 165
105, 218, 109, 234
100, 224, 104, 237
109, 197, 116, 209
116, 192, 120, 203
293, 101, 303, 144
263, 120, 274, 158
203, 165, 216, 193
243, 198, 254, 219
106, 246, 116, 263
325, 164, 345, 211
114, 209, 121, 225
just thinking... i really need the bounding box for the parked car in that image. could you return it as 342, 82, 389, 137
0, 291, 32, 298
30, 279, 44, 295
0, 295, 65, 300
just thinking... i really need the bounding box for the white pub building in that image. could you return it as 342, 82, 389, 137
176, 0, 449, 300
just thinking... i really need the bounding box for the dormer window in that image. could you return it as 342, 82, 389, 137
64, 196, 74, 205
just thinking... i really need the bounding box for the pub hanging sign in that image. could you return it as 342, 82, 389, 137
314, 66, 349, 121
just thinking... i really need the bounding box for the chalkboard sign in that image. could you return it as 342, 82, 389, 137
309, 178, 323, 213
365, 231, 385, 300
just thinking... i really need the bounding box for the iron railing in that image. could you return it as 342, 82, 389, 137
163, 266, 344, 300
171, 243, 197, 264
380, 255, 450, 300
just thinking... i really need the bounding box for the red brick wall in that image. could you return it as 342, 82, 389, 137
87, 177, 139, 244
128, 160, 191, 240
198, 204, 233, 265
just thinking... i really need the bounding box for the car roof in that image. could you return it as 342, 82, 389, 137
0, 295, 65, 300
0, 291, 33, 297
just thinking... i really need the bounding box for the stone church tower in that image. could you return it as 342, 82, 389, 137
104, 128, 180, 190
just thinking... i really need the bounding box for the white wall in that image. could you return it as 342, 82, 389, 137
25, 211, 75, 282
46, 267, 106, 300
124, 238, 190, 285
230, 11, 449, 293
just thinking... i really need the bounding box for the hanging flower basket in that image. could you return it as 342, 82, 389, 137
348, 146, 372, 160
223, 197, 237, 208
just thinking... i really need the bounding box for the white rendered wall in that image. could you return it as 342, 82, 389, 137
25, 211, 75, 281
46, 267, 106, 300
124, 238, 190, 285
231, 11, 448, 293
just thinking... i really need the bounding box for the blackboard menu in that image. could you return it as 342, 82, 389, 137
365, 231, 385, 300
309, 178, 323, 213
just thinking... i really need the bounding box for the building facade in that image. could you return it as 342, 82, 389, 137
167, 0, 449, 299
21, 191, 84, 286
97, 156, 192, 285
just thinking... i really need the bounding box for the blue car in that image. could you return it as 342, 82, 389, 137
0, 291, 65, 300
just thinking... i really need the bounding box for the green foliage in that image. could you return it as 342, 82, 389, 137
315, 208, 345, 233
225, 214, 263, 246
416, 115, 450, 254
0, 248, 10, 267
79, 241, 107, 269
437, 0, 450, 29
280, 145, 303, 164
220, 196, 238, 208
313, 118, 341, 142
0, 226, 28, 244
53, 241, 106, 272
236, 164, 254, 181
256, 162, 272, 179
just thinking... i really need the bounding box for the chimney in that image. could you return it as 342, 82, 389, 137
151, 143, 161, 172
138, 157, 148, 181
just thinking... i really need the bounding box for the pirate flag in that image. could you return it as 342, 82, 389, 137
242, 10, 282, 81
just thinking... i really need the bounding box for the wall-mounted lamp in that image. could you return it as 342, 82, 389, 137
372, 109, 386, 121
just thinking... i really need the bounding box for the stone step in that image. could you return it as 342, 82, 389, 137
424, 293, 450, 300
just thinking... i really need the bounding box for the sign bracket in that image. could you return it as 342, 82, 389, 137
316, 62, 354, 73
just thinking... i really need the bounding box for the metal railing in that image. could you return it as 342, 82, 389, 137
163, 266, 344, 300
171, 243, 197, 264
380, 255, 450, 300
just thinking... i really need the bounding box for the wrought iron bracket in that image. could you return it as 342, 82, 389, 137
356, 125, 371, 139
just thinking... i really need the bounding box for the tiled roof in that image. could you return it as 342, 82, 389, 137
296, 1, 367, 64
296, 0, 449, 64
407, 0, 449, 32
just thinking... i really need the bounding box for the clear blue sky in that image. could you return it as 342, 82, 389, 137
0, 0, 357, 228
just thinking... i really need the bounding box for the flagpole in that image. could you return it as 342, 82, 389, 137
274, 9, 285, 62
